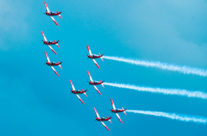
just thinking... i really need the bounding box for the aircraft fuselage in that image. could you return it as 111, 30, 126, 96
88, 54, 103, 59
46, 11, 62, 16
46, 62, 62, 66
89, 81, 104, 85
43, 40, 59, 45
96, 117, 111, 121
112, 109, 126, 113
72, 90, 87, 94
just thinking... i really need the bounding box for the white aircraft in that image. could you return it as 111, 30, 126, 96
110, 98, 127, 123
69, 80, 87, 104
41, 31, 59, 54
88, 71, 104, 95
44, 1, 62, 26
87, 45, 103, 69
45, 51, 62, 76
94, 107, 112, 131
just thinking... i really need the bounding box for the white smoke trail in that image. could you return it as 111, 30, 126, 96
103, 56, 207, 77
127, 110, 207, 124
104, 82, 207, 99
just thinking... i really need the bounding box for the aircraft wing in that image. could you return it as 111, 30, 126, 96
48, 45, 57, 55
88, 71, 93, 81
44, 1, 50, 12
101, 121, 110, 131
87, 45, 92, 55
110, 98, 116, 109
115, 113, 123, 123
69, 80, 76, 90
94, 107, 100, 118
50, 16, 59, 26
50, 66, 59, 76
41, 31, 47, 41
76, 94, 84, 104
93, 85, 102, 95
92, 59, 100, 69
44, 51, 51, 62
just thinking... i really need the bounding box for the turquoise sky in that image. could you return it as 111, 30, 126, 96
0, 0, 207, 136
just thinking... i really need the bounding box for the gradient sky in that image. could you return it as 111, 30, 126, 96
0, 0, 207, 136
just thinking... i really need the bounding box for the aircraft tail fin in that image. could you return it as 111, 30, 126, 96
99, 53, 104, 61
55, 41, 60, 48
123, 107, 127, 115
83, 89, 88, 97
100, 80, 104, 88
59, 14, 62, 19
57, 61, 62, 69
107, 116, 112, 124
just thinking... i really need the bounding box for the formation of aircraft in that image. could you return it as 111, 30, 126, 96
41, 31, 59, 54
45, 51, 62, 76
42, 1, 127, 131
87, 45, 103, 69
94, 107, 112, 131
111, 98, 127, 123
88, 71, 104, 95
44, 1, 62, 26
69, 80, 87, 104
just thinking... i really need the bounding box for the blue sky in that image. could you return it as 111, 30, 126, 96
0, 0, 207, 136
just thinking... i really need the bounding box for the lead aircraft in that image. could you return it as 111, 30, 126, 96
88, 71, 104, 95
69, 80, 87, 104
44, 1, 62, 26
94, 107, 112, 131
110, 98, 127, 123
45, 51, 62, 76
41, 31, 59, 54
87, 45, 103, 69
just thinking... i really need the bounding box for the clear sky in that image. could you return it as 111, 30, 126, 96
0, 0, 207, 136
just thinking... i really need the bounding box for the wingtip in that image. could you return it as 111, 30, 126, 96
110, 98, 113, 104
97, 91, 102, 95
53, 21, 59, 26
105, 127, 110, 131
51, 49, 57, 55
79, 99, 85, 104
119, 118, 123, 123
87, 44, 90, 51
69, 80, 72, 84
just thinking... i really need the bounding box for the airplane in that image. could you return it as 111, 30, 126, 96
45, 51, 62, 76
87, 45, 103, 69
110, 98, 127, 123
88, 71, 104, 95
94, 107, 112, 131
44, 1, 62, 26
41, 31, 59, 55
69, 80, 87, 104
